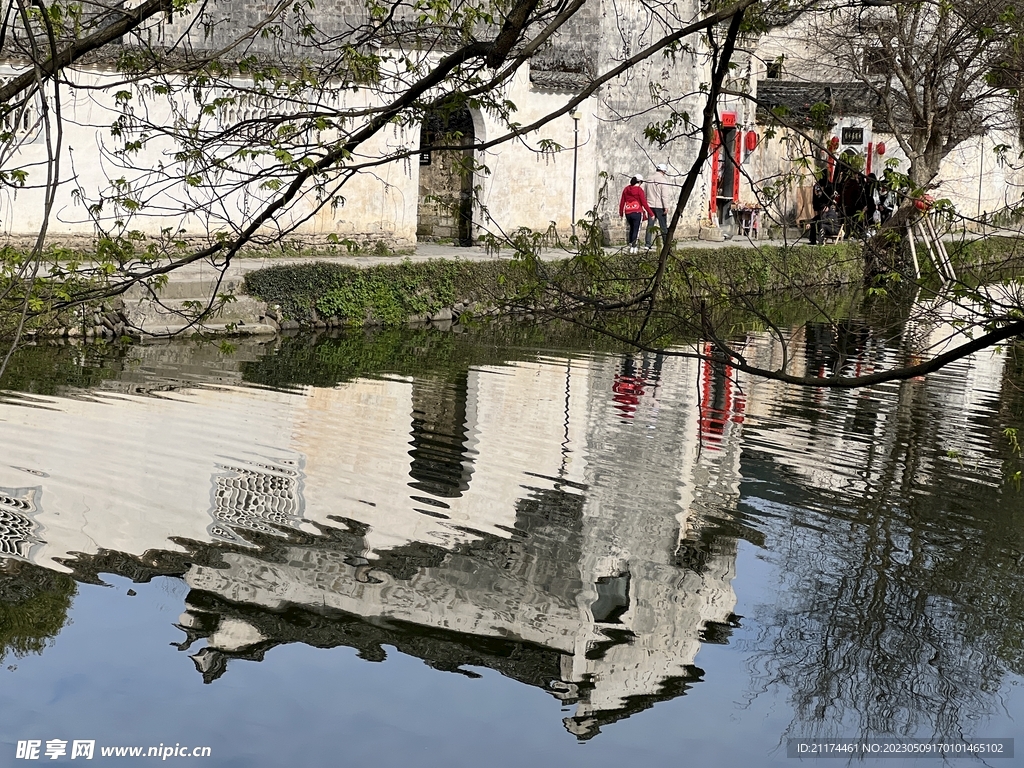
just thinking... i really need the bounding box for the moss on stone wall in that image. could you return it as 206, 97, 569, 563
948, 236, 1024, 268
242, 243, 866, 327
243, 259, 523, 325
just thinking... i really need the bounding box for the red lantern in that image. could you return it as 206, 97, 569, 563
876, 142, 886, 155
914, 194, 934, 211
828, 136, 840, 151
744, 131, 758, 151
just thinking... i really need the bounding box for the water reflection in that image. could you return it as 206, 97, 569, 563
739, 322, 1023, 742
408, 373, 474, 499
0, 319, 1020, 755
0, 333, 746, 742
0, 559, 75, 663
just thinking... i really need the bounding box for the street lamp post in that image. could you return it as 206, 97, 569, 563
571, 111, 581, 236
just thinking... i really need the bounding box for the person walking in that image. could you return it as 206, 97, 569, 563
808, 169, 834, 245
619, 175, 654, 254
644, 164, 672, 249
877, 170, 897, 224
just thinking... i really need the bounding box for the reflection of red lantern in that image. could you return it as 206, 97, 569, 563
744, 131, 758, 151
876, 142, 886, 155
612, 375, 646, 419
828, 136, 840, 151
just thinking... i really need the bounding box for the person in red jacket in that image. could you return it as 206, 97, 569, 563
619, 176, 654, 254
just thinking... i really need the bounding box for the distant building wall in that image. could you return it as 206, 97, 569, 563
0, 0, 747, 246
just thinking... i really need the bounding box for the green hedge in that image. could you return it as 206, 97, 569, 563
677, 243, 862, 293
947, 236, 1024, 266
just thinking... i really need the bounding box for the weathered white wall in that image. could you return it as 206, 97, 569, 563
0, 60, 608, 246
473, 66, 600, 238
1, 0, 742, 247
0, 66, 426, 245
746, 14, 1024, 224
590, 0, 708, 238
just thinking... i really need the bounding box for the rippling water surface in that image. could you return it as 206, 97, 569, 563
0, 325, 1022, 767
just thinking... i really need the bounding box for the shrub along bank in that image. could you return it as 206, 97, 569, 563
243, 243, 865, 328
243, 259, 514, 328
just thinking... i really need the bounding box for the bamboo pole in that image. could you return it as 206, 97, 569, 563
924, 216, 956, 282
907, 226, 922, 280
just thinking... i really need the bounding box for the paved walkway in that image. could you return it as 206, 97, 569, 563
169, 235, 805, 286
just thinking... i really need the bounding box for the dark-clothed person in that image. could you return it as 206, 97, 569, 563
808, 170, 834, 245
644, 164, 672, 248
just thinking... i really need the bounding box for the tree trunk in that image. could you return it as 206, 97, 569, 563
863, 205, 919, 283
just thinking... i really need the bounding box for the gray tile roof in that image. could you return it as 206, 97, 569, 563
755, 80, 883, 127
530, 49, 593, 92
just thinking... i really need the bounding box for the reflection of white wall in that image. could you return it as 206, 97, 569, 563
0, 386, 309, 569
0, 349, 741, 731
739, 330, 1006, 494
563, 352, 738, 717
571, 550, 737, 723
296, 377, 418, 551
291, 359, 591, 554
451, 360, 591, 536
0, 357, 595, 568
186, 544, 587, 653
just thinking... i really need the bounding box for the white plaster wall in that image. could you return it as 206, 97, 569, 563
0, 66, 424, 245
748, 17, 1024, 221
474, 66, 600, 237
0, 60, 610, 245
589, 0, 709, 237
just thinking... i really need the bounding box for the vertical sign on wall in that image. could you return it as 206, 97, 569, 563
709, 130, 721, 216
733, 131, 743, 201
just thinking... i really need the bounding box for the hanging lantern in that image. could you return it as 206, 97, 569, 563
914, 194, 934, 211
744, 131, 758, 151
876, 142, 886, 155
828, 136, 840, 151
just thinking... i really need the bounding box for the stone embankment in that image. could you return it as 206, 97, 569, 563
31, 266, 278, 341
18, 232, 1024, 341
45, 234, 1024, 340
240, 240, 870, 332
93, 239, 866, 338
29, 244, 508, 340
120, 273, 278, 338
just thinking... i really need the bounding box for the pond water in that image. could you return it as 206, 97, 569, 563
0, 321, 1022, 767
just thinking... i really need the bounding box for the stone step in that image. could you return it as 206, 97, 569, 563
123, 295, 270, 337
134, 321, 278, 338
123, 278, 245, 302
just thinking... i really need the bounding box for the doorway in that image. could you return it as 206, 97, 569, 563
417, 107, 475, 246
